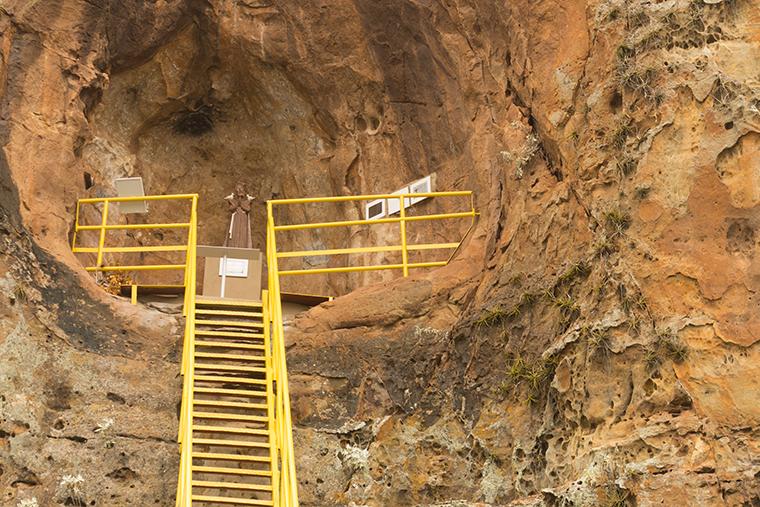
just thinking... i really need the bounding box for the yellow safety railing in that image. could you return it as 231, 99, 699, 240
266, 217, 299, 506
175, 198, 198, 507
265, 190, 476, 506
268, 191, 476, 278
72, 194, 198, 304
71, 194, 198, 505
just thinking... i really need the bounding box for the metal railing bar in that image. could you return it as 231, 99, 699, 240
84, 264, 186, 272
73, 245, 189, 254
273, 211, 475, 232
275, 242, 460, 259
76, 222, 192, 231
269, 191, 472, 205
78, 194, 198, 204
278, 261, 448, 276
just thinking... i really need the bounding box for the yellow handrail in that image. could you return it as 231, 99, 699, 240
72, 194, 196, 278
176, 195, 198, 507
264, 190, 476, 506
266, 206, 299, 506
72, 194, 198, 506
268, 191, 477, 279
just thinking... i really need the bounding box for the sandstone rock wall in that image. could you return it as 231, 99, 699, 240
1, 0, 759, 505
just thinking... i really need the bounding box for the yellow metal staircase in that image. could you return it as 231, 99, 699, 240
71, 190, 476, 507
185, 296, 276, 506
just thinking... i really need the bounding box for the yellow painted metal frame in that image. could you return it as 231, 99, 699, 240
72, 194, 197, 302
266, 218, 299, 506
176, 196, 198, 507
264, 190, 476, 506
72, 194, 200, 504
72, 191, 474, 507
267, 191, 476, 278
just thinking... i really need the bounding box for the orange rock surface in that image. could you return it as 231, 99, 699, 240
0, 0, 758, 505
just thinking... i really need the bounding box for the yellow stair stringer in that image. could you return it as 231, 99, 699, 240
178, 295, 280, 507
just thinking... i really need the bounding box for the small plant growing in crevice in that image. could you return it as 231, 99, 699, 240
617, 61, 658, 101
605, 209, 632, 237
634, 186, 651, 200
711, 78, 738, 109
619, 285, 648, 315
601, 484, 633, 507
582, 326, 613, 360
617, 155, 638, 178
57, 474, 86, 506
476, 304, 521, 328
551, 293, 580, 319
626, 313, 643, 336
655, 329, 689, 363
609, 115, 636, 150
476, 307, 506, 328
643, 346, 662, 372
10, 284, 27, 305
594, 236, 618, 258
557, 261, 591, 285
519, 292, 540, 307
499, 353, 558, 404
598, 462, 634, 507
502, 127, 541, 179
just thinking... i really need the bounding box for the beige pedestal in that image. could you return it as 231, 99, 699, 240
198, 245, 262, 301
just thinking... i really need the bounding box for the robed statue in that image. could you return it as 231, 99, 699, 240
224, 183, 255, 248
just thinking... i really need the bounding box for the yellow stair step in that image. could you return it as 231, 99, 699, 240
193, 466, 272, 477
194, 387, 267, 398
192, 480, 272, 491
192, 452, 270, 462
196, 298, 262, 308
193, 438, 270, 449
194, 375, 267, 385
191, 495, 272, 506
195, 341, 265, 351
193, 412, 269, 422
195, 309, 263, 318
194, 400, 268, 410
194, 363, 268, 374
195, 319, 264, 329
195, 330, 265, 339
195, 352, 266, 362
193, 425, 269, 436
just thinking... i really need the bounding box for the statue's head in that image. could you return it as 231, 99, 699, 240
234, 183, 246, 196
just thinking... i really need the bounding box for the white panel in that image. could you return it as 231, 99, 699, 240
365, 199, 386, 220
409, 176, 433, 205
387, 186, 411, 215
114, 177, 148, 214
219, 258, 249, 278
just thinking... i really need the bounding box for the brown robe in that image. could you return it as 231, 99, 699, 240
224, 195, 253, 248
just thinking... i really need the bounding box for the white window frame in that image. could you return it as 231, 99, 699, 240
365, 199, 387, 220
409, 175, 433, 205
387, 187, 411, 215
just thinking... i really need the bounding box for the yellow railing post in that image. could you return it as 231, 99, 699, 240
399, 195, 409, 277
96, 200, 109, 267
186, 195, 198, 507
72, 200, 81, 251
263, 289, 280, 506
267, 203, 300, 507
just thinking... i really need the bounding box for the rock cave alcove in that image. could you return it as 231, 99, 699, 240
81, 20, 348, 296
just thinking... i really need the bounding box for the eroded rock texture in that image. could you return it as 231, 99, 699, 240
1, 0, 759, 505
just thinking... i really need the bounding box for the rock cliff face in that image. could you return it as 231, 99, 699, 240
1, 0, 759, 506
